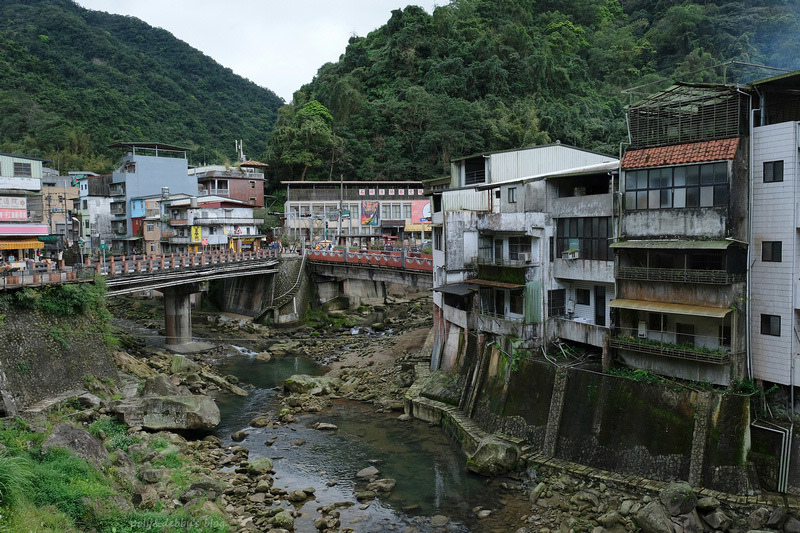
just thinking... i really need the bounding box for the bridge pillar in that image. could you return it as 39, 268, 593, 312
164, 285, 193, 346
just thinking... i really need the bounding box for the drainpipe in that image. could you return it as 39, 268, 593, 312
747, 90, 758, 380
752, 420, 790, 492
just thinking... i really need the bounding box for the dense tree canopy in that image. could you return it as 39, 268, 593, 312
267, 0, 799, 183
0, 0, 283, 171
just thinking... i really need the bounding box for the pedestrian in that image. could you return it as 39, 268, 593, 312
57, 250, 64, 270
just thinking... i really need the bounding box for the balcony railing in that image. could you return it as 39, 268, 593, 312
610, 336, 731, 364
476, 256, 535, 268
200, 188, 230, 196
169, 219, 189, 226
616, 267, 745, 285
477, 310, 524, 323
110, 208, 126, 216
160, 231, 175, 240
194, 218, 264, 226
169, 237, 191, 244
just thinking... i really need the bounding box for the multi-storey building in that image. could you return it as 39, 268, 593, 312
282, 180, 429, 248
191, 161, 266, 207
73, 173, 114, 258
611, 71, 800, 387
157, 195, 263, 254
0, 153, 49, 260
748, 71, 800, 389
108, 142, 196, 254
431, 144, 618, 368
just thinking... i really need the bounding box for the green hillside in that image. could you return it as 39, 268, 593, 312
267, 0, 800, 182
0, 0, 284, 171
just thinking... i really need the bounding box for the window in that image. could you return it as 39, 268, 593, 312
381, 204, 391, 219
762, 241, 782, 262
149, 243, 156, 252
719, 326, 731, 347
508, 236, 531, 261
82, 200, 88, 209
576, 289, 590, 305
249, 197, 256, 204
146, 223, 154, 232
403, 204, 411, 219
676, 323, 695, 346
764, 161, 784, 183
648, 313, 665, 332
84, 219, 90, 229
761, 314, 781, 336
392, 204, 401, 219
556, 217, 612, 260
549, 237, 554, 262
250, 180, 256, 188
13, 162, 32, 177
508, 187, 517, 203
625, 162, 728, 210
433, 227, 442, 250
509, 289, 523, 315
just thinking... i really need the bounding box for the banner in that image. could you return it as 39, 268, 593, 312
361, 201, 379, 226
191, 225, 202, 243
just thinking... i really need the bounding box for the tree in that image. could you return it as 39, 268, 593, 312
267, 100, 338, 181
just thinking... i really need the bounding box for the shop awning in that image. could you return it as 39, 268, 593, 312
0, 238, 44, 250
608, 299, 732, 318
433, 283, 474, 296
610, 240, 734, 250
466, 279, 525, 289
404, 223, 431, 232
37, 235, 60, 243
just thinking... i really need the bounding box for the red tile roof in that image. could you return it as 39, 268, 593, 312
622, 138, 739, 169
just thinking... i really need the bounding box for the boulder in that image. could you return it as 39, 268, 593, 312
42, 423, 109, 467
171, 355, 201, 374
231, 430, 248, 442
246, 457, 274, 476
111, 395, 220, 430
466, 435, 519, 476
748, 507, 771, 530
366, 478, 396, 493
634, 502, 674, 533
284, 374, 341, 395
701, 509, 732, 531
271, 510, 294, 529
356, 465, 379, 479
659, 482, 697, 516
767, 507, 787, 529
314, 422, 338, 431
785, 516, 800, 533
140, 374, 180, 397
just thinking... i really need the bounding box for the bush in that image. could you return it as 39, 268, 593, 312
0, 453, 34, 507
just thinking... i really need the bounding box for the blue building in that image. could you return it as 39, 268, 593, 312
108, 142, 197, 253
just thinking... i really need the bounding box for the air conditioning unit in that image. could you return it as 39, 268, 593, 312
561, 249, 580, 260
566, 299, 575, 316
637, 321, 647, 338
519, 252, 531, 263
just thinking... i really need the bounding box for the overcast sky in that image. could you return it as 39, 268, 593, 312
73, 0, 441, 103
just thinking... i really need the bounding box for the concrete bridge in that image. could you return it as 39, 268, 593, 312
1, 250, 279, 347
305, 249, 433, 288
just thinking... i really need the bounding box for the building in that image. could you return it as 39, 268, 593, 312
108, 142, 196, 254
191, 161, 267, 207
282, 180, 430, 248
157, 195, 264, 254
431, 144, 618, 370
611, 71, 800, 387
0, 153, 50, 260
73, 173, 114, 258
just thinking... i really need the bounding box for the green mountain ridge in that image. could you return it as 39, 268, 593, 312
267, 0, 800, 182
0, 0, 283, 171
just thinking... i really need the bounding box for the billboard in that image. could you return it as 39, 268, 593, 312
361, 201, 379, 226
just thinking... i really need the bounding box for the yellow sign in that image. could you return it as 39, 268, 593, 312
191, 225, 202, 243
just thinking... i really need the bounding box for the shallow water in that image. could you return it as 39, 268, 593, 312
213, 348, 496, 532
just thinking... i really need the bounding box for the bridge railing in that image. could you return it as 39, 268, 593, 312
305, 248, 433, 272
85, 249, 281, 277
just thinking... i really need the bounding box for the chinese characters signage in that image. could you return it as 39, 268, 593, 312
0, 197, 27, 221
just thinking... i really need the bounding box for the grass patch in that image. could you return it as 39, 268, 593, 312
95, 510, 228, 532
88, 417, 141, 452
151, 451, 183, 469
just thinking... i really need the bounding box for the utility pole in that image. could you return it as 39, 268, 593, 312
337, 173, 343, 247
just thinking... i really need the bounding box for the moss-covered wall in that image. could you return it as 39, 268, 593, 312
557, 368, 695, 480
0, 301, 116, 416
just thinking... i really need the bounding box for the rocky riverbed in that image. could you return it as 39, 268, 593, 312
43, 295, 799, 532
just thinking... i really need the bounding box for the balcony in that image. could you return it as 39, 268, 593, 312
169, 236, 191, 244
194, 218, 263, 226
169, 219, 189, 226
616, 267, 744, 285
160, 231, 175, 240
200, 188, 230, 196
476, 311, 524, 337
109, 185, 126, 196
609, 336, 731, 364
110, 207, 126, 216
477, 255, 535, 268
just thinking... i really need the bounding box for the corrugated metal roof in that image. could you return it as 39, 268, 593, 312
432, 283, 474, 296
610, 240, 733, 250
466, 279, 524, 289
476, 160, 619, 190
622, 138, 739, 169
608, 299, 732, 318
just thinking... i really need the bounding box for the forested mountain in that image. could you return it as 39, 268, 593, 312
267, 0, 800, 182
0, 0, 283, 172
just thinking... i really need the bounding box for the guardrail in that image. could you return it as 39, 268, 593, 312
305, 249, 433, 272
0, 249, 281, 290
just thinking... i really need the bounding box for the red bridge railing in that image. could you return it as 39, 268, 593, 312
305, 249, 433, 272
